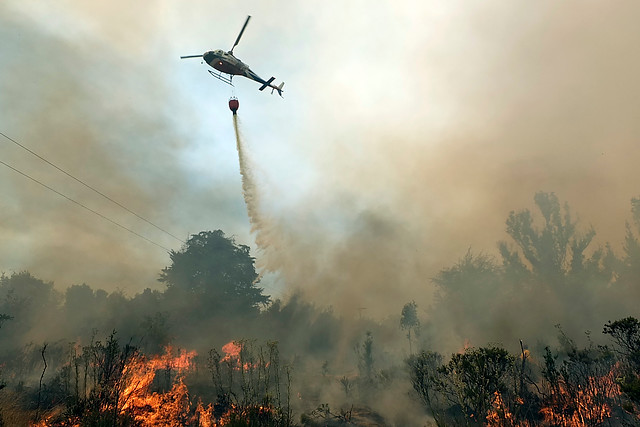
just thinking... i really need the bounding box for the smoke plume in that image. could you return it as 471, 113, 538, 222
3, 1, 640, 335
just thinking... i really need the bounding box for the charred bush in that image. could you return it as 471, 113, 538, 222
207, 340, 293, 427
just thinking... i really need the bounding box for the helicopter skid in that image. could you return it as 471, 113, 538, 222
208, 70, 234, 86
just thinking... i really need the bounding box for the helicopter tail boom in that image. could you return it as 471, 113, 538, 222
257, 77, 284, 97
258, 77, 276, 91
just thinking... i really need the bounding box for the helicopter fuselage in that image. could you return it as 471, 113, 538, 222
181, 16, 283, 96
201, 49, 282, 96
203, 50, 249, 76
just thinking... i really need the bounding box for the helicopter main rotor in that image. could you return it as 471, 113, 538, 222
180, 15, 251, 60
230, 15, 251, 54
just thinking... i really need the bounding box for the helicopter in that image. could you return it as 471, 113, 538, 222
181, 16, 284, 97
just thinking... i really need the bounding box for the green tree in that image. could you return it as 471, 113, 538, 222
498, 192, 613, 287
496, 192, 616, 337
0, 271, 61, 345
409, 346, 518, 426
159, 231, 269, 318
616, 198, 640, 301
603, 317, 640, 404
0, 313, 11, 329
603, 317, 640, 369
440, 346, 515, 425
400, 301, 419, 354
356, 331, 375, 384
63, 284, 102, 336
431, 250, 503, 341
408, 351, 447, 426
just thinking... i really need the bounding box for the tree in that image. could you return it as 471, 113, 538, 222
409, 346, 519, 426
498, 192, 613, 288
603, 317, 640, 368
400, 301, 419, 354
356, 331, 374, 382
431, 250, 503, 342
439, 346, 516, 425
496, 192, 616, 337
603, 317, 640, 404
616, 198, 640, 300
408, 351, 446, 426
0, 271, 61, 345
63, 284, 101, 335
159, 230, 269, 318
0, 313, 11, 329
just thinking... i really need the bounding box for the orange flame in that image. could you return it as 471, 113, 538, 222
118, 346, 198, 425
486, 391, 518, 426
221, 341, 242, 362
220, 340, 265, 371
33, 342, 286, 426
540, 368, 620, 426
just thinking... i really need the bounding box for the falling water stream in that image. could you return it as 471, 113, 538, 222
232, 113, 274, 263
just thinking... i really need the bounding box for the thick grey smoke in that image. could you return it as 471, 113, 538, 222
2, 1, 640, 336
2, 4, 640, 424
239, 1, 640, 325
0, 3, 249, 291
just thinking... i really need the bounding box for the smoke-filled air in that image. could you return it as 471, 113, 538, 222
2, 1, 640, 426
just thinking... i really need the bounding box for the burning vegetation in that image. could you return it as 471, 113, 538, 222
409, 325, 640, 426
1, 193, 640, 425
25, 337, 291, 426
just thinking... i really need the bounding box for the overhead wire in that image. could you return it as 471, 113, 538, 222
0, 158, 172, 252
0, 131, 287, 299
0, 131, 185, 244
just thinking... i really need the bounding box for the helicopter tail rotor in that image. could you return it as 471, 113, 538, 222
273, 81, 284, 97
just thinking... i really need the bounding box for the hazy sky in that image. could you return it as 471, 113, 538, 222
2, 1, 639, 316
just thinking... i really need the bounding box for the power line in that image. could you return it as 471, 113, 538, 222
0, 131, 185, 244
0, 131, 288, 295
1, 156, 286, 294
0, 158, 172, 252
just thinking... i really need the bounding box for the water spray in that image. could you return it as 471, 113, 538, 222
231, 101, 277, 274
232, 106, 261, 237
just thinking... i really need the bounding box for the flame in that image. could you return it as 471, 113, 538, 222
32, 341, 287, 426
193, 401, 278, 427
457, 338, 473, 354
195, 401, 216, 427
34, 346, 201, 426
221, 341, 242, 362
480, 364, 640, 427
220, 340, 266, 371
112, 342, 273, 426
539, 368, 621, 426
486, 391, 519, 426
118, 346, 198, 426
